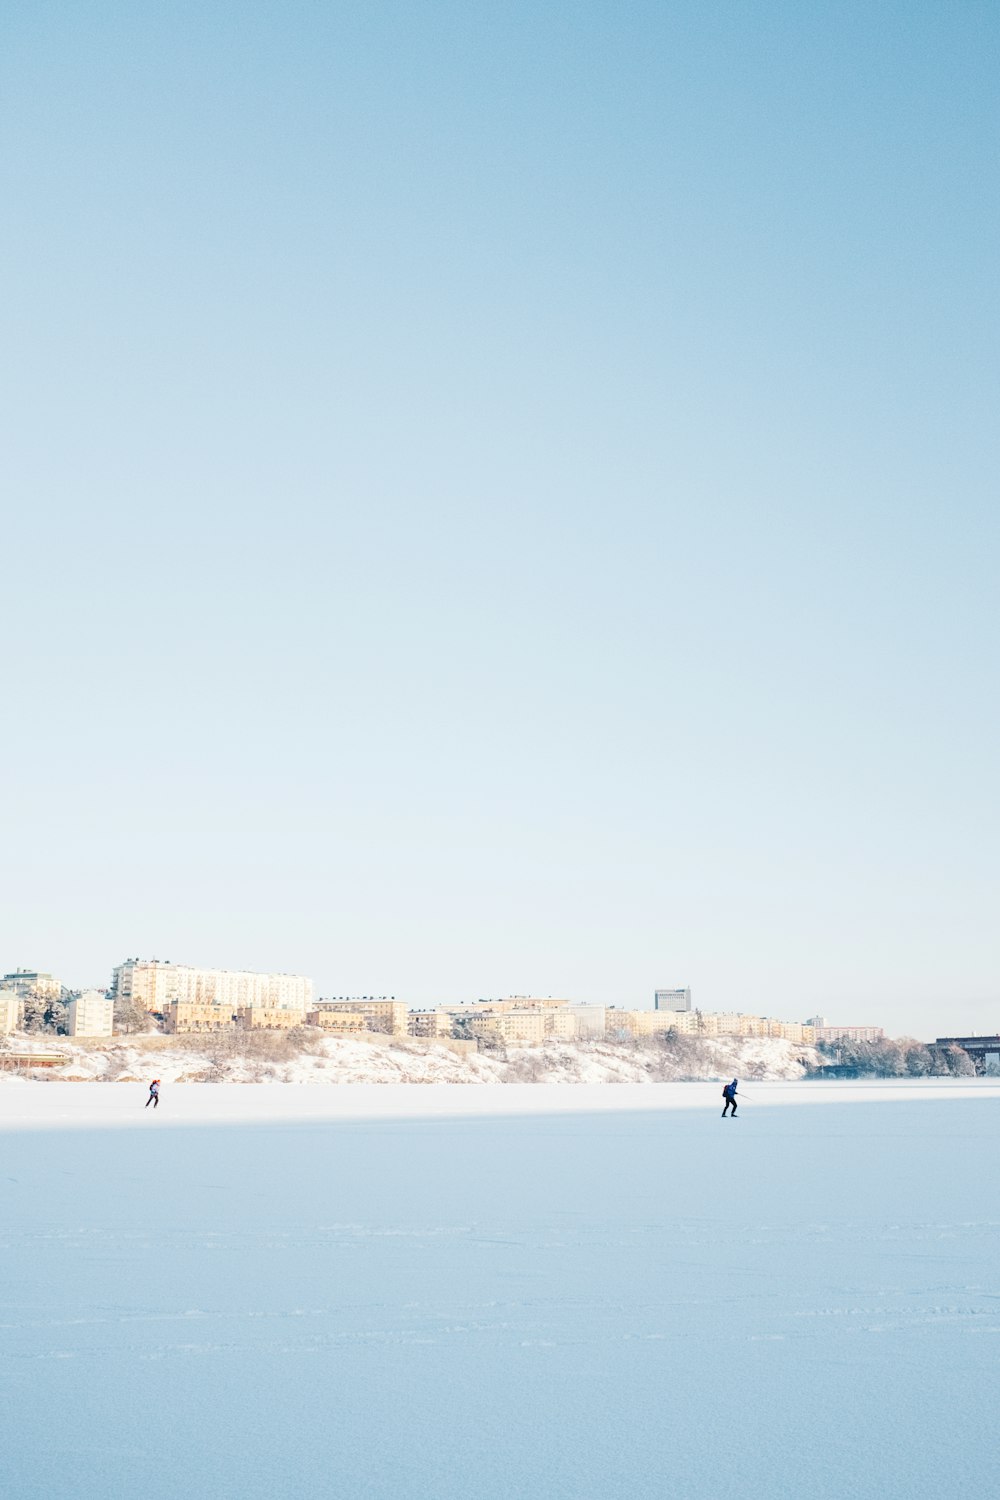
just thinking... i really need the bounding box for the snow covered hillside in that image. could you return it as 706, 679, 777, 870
0, 1029, 814, 1084
1, 1082, 997, 1500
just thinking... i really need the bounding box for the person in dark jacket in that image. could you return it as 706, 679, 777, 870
145, 1079, 160, 1109
721, 1079, 738, 1117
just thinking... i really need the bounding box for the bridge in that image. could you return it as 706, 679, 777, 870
935, 1036, 1000, 1075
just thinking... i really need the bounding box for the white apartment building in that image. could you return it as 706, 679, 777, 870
66, 991, 114, 1038
111, 960, 312, 1016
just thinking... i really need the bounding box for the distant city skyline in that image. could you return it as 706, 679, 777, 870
2, 3, 997, 1040
1, 953, 990, 1040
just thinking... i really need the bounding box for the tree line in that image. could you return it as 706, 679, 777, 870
809, 1037, 976, 1078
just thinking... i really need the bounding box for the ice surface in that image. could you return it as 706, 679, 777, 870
2, 1082, 998, 1500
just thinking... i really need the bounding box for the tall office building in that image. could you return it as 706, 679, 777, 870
654, 987, 692, 1011
111, 959, 312, 1015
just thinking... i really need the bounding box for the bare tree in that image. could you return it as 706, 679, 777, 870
113, 996, 150, 1035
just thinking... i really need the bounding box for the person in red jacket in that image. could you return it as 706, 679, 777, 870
145, 1079, 161, 1109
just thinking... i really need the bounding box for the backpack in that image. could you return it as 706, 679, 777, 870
722, 1085, 730, 1099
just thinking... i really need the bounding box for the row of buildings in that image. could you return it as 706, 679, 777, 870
407, 998, 883, 1048
1, 959, 885, 1047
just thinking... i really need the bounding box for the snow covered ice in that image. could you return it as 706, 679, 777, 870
2, 1081, 998, 1499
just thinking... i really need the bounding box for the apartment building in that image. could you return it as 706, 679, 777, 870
660, 1009, 701, 1035
614, 1007, 703, 1036
65, 991, 114, 1038
543, 1009, 579, 1041
709, 1013, 767, 1038
409, 1003, 492, 1040
771, 1021, 818, 1044
463, 1004, 584, 1046
112, 960, 312, 1016
468, 1010, 548, 1045
0, 989, 20, 1034
406, 997, 583, 1046
165, 1002, 237, 1034
606, 1009, 680, 1039
704, 1014, 819, 1043
808, 1023, 885, 1044
311, 999, 408, 1037
408, 1010, 454, 1038
567, 1004, 606, 1038
161, 1001, 306, 1034
2, 969, 63, 1001
306, 1009, 367, 1035
490, 996, 574, 1012
235, 1006, 306, 1031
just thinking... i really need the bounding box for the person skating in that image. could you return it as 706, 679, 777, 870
145, 1079, 160, 1109
721, 1079, 738, 1117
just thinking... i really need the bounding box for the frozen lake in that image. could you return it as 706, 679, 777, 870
2, 1081, 998, 1499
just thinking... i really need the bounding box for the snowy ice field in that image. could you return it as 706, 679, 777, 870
2, 1081, 998, 1500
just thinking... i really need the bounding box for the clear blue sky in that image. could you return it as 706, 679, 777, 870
2, 2, 997, 1037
